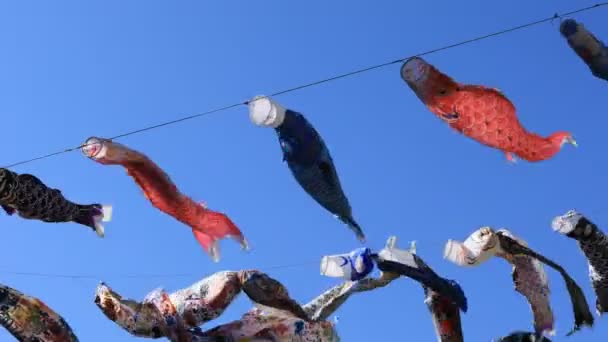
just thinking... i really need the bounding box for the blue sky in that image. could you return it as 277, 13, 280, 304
0, 1, 606, 341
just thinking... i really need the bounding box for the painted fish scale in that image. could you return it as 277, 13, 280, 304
0, 285, 78, 342
424, 288, 463, 342
14, 175, 78, 222
506, 254, 554, 334
573, 223, 608, 313
0, 169, 18, 204
401, 57, 574, 162
278, 112, 352, 220
553, 212, 608, 314
288, 151, 353, 223
125, 157, 182, 218
170, 271, 243, 328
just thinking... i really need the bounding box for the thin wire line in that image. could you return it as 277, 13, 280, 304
0, 260, 319, 280
2, 2, 606, 170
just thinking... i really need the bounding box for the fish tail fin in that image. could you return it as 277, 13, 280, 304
446, 279, 468, 313
340, 216, 366, 243
192, 230, 221, 263
75, 204, 112, 238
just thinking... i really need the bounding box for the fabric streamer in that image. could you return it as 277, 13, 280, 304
444, 227, 593, 336
552, 210, 608, 315
400, 57, 576, 162
0, 168, 111, 237
0, 283, 78, 341
248, 96, 365, 242
494, 331, 551, 342
81, 137, 248, 262
320, 247, 374, 281
560, 18, 608, 81
320, 236, 466, 341
95, 269, 396, 341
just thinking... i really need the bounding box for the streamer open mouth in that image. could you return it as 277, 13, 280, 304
552, 210, 582, 235
81, 137, 103, 158
401, 57, 430, 85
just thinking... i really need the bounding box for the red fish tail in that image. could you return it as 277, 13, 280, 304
192, 228, 249, 263
516, 131, 576, 162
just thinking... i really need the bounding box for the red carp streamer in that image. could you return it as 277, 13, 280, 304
82, 137, 248, 262
401, 57, 576, 162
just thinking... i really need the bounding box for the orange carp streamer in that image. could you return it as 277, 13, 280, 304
401, 57, 576, 162
81, 137, 248, 262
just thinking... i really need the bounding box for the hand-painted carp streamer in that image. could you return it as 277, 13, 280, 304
400, 57, 577, 162
321, 236, 467, 313
444, 227, 594, 336
320, 247, 374, 281
376, 237, 466, 342
321, 236, 466, 341
494, 331, 551, 342
95, 269, 395, 341
0, 168, 111, 237
81, 137, 248, 262
560, 19, 608, 81
248, 96, 365, 242
552, 210, 608, 315
0, 283, 78, 341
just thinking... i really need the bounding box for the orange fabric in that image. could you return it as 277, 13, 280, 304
402, 57, 573, 162
83, 137, 246, 260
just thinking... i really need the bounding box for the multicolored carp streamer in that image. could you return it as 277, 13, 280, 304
321, 236, 466, 341
552, 210, 608, 315
444, 227, 594, 336
400, 57, 576, 162
560, 19, 608, 81
0, 168, 111, 237
494, 331, 551, 342
320, 247, 375, 281
0, 283, 78, 342
95, 269, 396, 341
248, 96, 365, 242
81, 137, 248, 262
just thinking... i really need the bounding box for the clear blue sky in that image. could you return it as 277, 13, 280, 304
0, 1, 606, 341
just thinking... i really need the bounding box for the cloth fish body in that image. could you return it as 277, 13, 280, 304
96, 268, 397, 341
400, 57, 576, 162
424, 287, 464, 342
0, 168, 111, 237
81, 137, 248, 262
374, 236, 468, 313
552, 210, 608, 315
446, 228, 555, 335
445, 227, 593, 336
0, 284, 78, 342
560, 19, 608, 81
249, 96, 365, 242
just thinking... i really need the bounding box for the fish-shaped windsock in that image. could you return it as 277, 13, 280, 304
81, 137, 248, 262
248, 96, 365, 242
320, 247, 374, 281
96, 269, 397, 341
495, 331, 551, 342
0, 284, 78, 341
374, 236, 468, 313
423, 286, 464, 342
378, 237, 465, 342
95, 270, 310, 341
444, 227, 594, 336
206, 272, 397, 341
400, 57, 576, 162
560, 19, 608, 81
552, 210, 608, 315
0, 168, 111, 237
